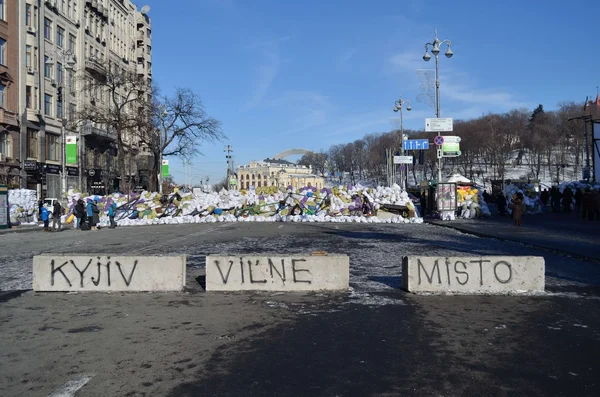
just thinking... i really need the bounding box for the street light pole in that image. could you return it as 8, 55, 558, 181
393, 96, 412, 190
423, 29, 453, 183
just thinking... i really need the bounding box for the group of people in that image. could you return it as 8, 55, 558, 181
38, 198, 118, 231
540, 186, 600, 220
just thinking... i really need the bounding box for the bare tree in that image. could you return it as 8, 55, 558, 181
142, 88, 224, 191
73, 63, 150, 192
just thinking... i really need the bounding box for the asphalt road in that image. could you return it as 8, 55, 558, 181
1, 221, 599, 396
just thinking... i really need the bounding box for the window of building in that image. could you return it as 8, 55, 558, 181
57, 99, 63, 119
0, 132, 8, 157
44, 94, 52, 116
44, 18, 52, 41
57, 26, 65, 47
0, 39, 5, 66
67, 0, 71, 18
0, 84, 5, 108
0, 0, 5, 22
57, 62, 63, 84
33, 47, 38, 71
44, 56, 52, 78
26, 46, 32, 68
68, 34, 76, 53
26, 86, 33, 109
61, 0, 66, 13
33, 6, 38, 29
69, 103, 75, 120
27, 129, 38, 158
26, 4, 32, 26
46, 134, 59, 161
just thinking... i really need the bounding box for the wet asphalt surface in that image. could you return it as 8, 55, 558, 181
1, 221, 599, 396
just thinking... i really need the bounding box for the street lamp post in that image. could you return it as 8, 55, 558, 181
423, 29, 453, 183
393, 97, 412, 190
45, 51, 77, 196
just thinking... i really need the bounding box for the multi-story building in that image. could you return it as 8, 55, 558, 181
237, 159, 326, 191
17, 0, 152, 198
0, 0, 21, 186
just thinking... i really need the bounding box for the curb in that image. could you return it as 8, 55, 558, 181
425, 220, 600, 264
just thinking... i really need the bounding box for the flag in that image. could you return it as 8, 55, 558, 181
584, 96, 589, 111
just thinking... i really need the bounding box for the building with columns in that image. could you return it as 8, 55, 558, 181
15, 0, 153, 198
237, 158, 326, 191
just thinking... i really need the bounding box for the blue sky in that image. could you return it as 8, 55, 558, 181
143, 0, 598, 185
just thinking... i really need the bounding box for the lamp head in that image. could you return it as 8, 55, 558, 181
431, 39, 441, 55
407, 105, 412, 111
445, 47, 454, 58
423, 51, 431, 61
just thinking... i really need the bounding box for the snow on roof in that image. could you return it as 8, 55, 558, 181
446, 174, 472, 183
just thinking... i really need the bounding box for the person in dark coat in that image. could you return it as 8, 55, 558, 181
562, 187, 573, 213
575, 188, 584, 213
75, 199, 85, 229
52, 201, 62, 232
86, 200, 94, 230
496, 193, 507, 216
540, 189, 550, 207
582, 187, 594, 221
91, 200, 100, 230
550, 187, 562, 213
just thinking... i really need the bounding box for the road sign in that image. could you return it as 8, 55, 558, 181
434, 136, 444, 146
403, 139, 430, 150
425, 118, 453, 132
441, 135, 461, 157
442, 136, 461, 143
393, 155, 413, 164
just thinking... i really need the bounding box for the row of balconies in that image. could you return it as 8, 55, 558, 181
86, 0, 109, 20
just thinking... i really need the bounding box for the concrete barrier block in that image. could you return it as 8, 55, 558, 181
33, 254, 186, 292
206, 255, 349, 291
402, 256, 544, 294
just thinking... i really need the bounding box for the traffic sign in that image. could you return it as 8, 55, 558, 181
434, 136, 444, 146
425, 118, 453, 132
403, 139, 429, 150
393, 155, 413, 164
442, 136, 461, 143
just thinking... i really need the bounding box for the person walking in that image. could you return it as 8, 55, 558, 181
75, 198, 85, 230
496, 193, 507, 216
582, 187, 594, 221
107, 200, 117, 229
52, 200, 63, 232
91, 199, 100, 230
550, 187, 561, 213
41, 205, 50, 232
86, 199, 94, 230
510, 192, 524, 227
575, 188, 584, 213
563, 187, 574, 213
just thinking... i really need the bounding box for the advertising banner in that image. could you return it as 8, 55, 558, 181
66, 136, 77, 164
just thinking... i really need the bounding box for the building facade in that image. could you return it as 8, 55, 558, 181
237, 158, 326, 190
0, 0, 21, 186
16, 0, 152, 198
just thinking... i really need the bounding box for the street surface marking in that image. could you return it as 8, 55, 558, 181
335, 226, 339, 230
48, 374, 93, 397
278, 225, 284, 229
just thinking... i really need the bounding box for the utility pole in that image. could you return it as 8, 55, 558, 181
394, 96, 412, 189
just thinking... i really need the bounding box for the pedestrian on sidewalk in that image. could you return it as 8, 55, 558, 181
496, 193, 507, 216
107, 200, 117, 229
86, 199, 95, 230
575, 188, 584, 213
550, 187, 561, 213
540, 188, 549, 208
562, 187, 574, 213
52, 201, 63, 232
510, 192, 524, 227
75, 198, 85, 229
582, 187, 594, 221
41, 205, 50, 232
91, 199, 100, 230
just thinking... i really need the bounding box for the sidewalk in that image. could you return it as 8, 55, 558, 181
427, 212, 600, 262
0, 225, 41, 235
